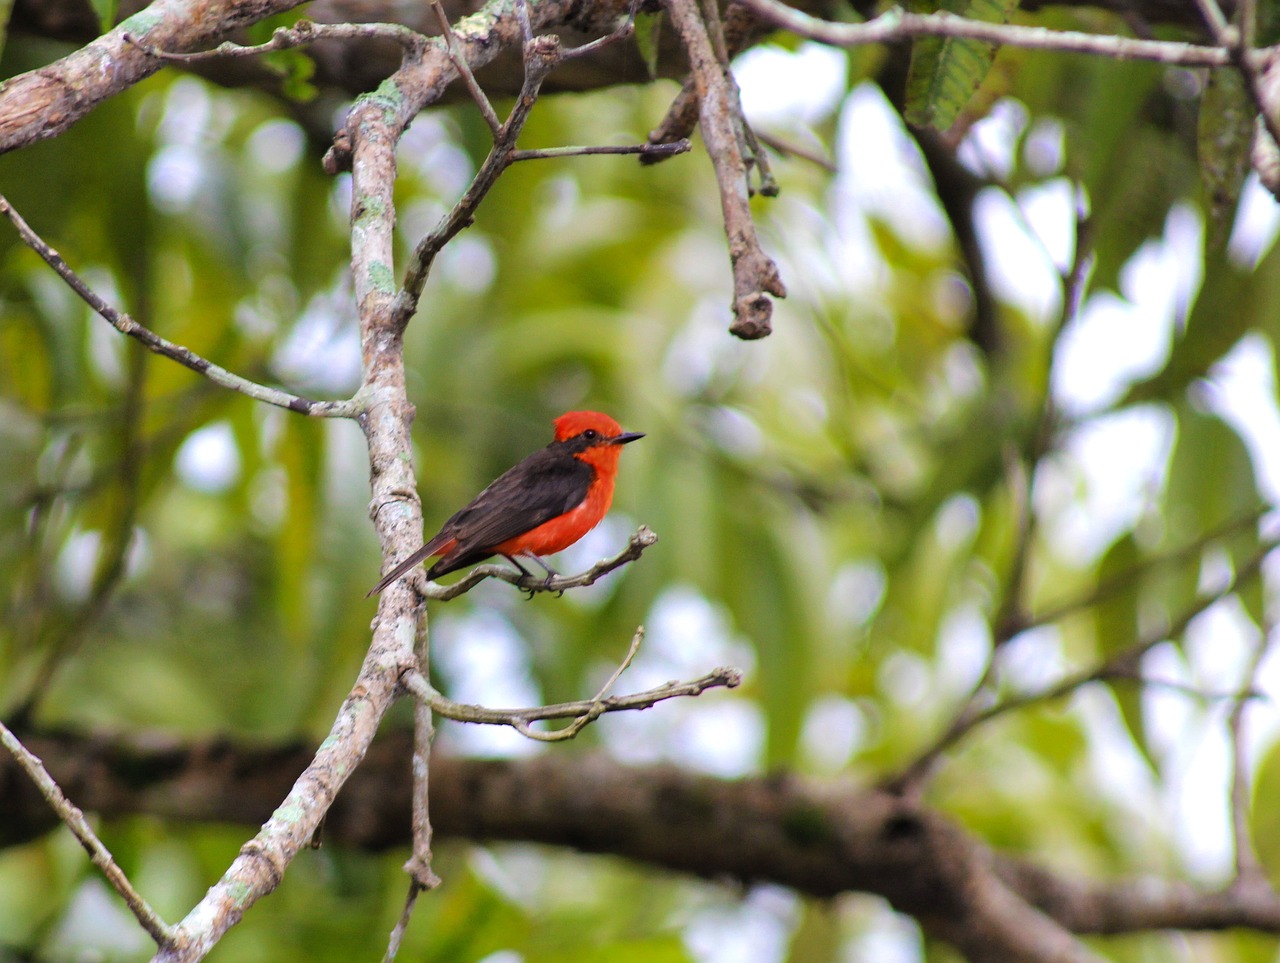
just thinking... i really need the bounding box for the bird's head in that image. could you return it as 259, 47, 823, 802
553, 411, 644, 467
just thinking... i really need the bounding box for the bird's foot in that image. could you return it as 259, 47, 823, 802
514, 572, 563, 599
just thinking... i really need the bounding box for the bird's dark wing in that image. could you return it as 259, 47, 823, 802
428, 446, 593, 576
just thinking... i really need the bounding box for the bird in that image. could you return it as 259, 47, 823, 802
366, 410, 644, 597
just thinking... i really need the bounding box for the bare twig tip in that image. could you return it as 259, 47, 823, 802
730, 292, 775, 339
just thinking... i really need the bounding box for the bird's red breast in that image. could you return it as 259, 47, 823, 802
492, 465, 618, 557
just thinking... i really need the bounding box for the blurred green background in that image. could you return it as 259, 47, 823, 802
3, 8, 1280, 960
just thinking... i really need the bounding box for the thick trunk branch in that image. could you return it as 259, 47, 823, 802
5, 729, 1280, 951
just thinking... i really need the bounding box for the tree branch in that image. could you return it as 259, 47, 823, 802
11, 733, 1280, 950
511, 140, 691, 160
0, 194, 359, 418
402, 626, 742, 742
390, 0, 650, 330
888, 535, 1278, 793
416, 525, 659, 600
643, 0, 770, 161
392, 32, 563, 331
0, 721, 173, 948
1190, 0, 1280, 168
0, 0, 308, 155
662, 0, 785, 339
382, 601, 440, 962
738, 0, 1245, 66
125, 17, 430, 62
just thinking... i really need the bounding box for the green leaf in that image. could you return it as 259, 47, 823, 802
1198, 68, 1252, 252
634, 12, 664, 81
0, 0, 14, 62
263, 50, 319, 103
1093, 534, 1142, 660
242, 10, 319, 103
277, 418, 324, 649
904, 0, 1019, 131
1251, 737, 1280, 889
1092, 534, 1155, 768
88, 0, 116, 33
1164, 404, 1260, 542
1121, 250, 1251, 408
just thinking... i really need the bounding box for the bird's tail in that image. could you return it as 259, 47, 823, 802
365, 535, 454, 598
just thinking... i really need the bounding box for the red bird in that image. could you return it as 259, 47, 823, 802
367, 411, 643, 596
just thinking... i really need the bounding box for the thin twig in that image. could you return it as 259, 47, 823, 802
125, 19, 428, 62
1228, 621, 1275, 886
694, 0, 775, 197
559, 0, 642, 60
1240, 0, 1259, 51
429, 0, 502, 134
0, 721, 173, 947
515, 0, 535, 46
511, 140, 691, 161
663, 0, 786, 339
0, 195, 358, 419
385, 603, 440, 960
1192, 0, 1232, 34
1004, 508, 1266, 639
517, 627, 647, 742
889, 537, 1278, 789
644, 0, 766, 163
394, 34, 561, 330
1191, 0, 1280, 157
739, 0, 1245, 66
753, 131, 837, 173
740, 121, 778, 196
1096, 668, 1269, 704
382, 881, 424, 963
408, 665, 743, 736
422, 526, 659, 601
392, 0, 677, 331
406, 605, 442, 889
403, 629, 741, 743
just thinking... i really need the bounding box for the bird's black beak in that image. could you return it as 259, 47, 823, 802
613, 431, 645, 445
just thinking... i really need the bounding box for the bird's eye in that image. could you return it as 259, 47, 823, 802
582, 429, 599, 441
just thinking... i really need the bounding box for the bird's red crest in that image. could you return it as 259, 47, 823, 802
553, 410, 624, 441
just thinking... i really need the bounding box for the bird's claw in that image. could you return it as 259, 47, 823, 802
515, 573, 564, 599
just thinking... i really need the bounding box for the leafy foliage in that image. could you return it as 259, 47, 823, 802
1, 4, 1280, 960
904, 0, 1019, 131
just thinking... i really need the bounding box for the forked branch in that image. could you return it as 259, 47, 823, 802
392, 0, 673, 331
402, 626, 743, 742
662, 0, 786, 339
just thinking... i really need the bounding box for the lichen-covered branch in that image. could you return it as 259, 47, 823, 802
0, 0, 307, 155
0, 722, 172, 948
